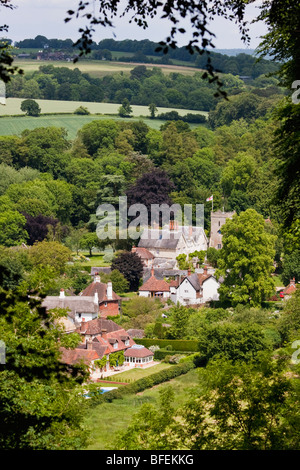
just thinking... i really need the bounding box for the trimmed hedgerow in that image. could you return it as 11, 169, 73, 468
134, 338, 198, 352
154, 349, 193, 360
88, 361, 195, 406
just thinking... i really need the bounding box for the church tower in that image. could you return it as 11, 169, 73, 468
209, 210, 235, 249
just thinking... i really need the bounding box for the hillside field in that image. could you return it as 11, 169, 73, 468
0, 98, 207, 138
13, 58, 201, 78
84, 367, 200, 450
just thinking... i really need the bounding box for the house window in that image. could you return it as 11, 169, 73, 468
104, 302, 107, 307
125, 339, 129, 346
217, 244, 221, 249
113, 342, 118, 349
184, 290, 189, 293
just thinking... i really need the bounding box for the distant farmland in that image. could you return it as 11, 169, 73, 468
0, 98, 208, 117
0, 99, 207, 139
13, 58, 201, 78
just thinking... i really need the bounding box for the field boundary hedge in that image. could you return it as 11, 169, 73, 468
134, 338, 198, 352
88, 361, 195, 406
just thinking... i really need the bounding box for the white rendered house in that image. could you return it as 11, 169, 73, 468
171, 268, 220, 306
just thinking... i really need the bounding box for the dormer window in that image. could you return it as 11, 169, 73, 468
113, 342, 118, 349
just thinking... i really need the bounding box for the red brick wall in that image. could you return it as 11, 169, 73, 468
99, 301, 120, 317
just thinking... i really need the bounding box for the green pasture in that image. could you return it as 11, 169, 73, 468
84, 367, 200, 450
0, 99, 207, 138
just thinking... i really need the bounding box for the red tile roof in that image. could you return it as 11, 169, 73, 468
60, 347, 99, 365
94, 329, 135, 354
132, 246, 154, 260
76, 317, 122, 336
139, 269, 170, 292
282, 279, 297, 295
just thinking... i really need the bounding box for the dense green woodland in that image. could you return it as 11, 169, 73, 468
5, 61, 284, 111
0, 96, 298, 284
0, 0, 300, 451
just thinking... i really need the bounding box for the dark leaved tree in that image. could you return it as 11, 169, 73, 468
23, 213, 59, 245
126, 168, 175, 226
111, 251, 143, 291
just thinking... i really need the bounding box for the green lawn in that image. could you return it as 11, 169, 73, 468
104, 362, 173, 382
74, 252, 111, 268
84, 367, 200, 450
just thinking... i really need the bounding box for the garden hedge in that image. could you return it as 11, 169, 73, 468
134, 338, 198, 352
88, 361, 195, 406
154, 349, 194, 360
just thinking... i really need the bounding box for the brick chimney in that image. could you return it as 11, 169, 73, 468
87, 337, 93, 350
94, 273, 101, 283
203, 265, 208, 275
59, 288, 65, 299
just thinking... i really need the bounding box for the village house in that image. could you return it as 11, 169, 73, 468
131, 246, 154, 267
138, 265, 220, 306
170, 266, 220, 306
42, 289, 99, 327
138, 221, 208, 264
59, 317, 154, 379
139, 267, 171, 299
42, 274, 121, 324
79, 274, 121, 317
280, 278, 297, 300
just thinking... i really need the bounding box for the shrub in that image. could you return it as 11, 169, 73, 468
74, 106, 90, 115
